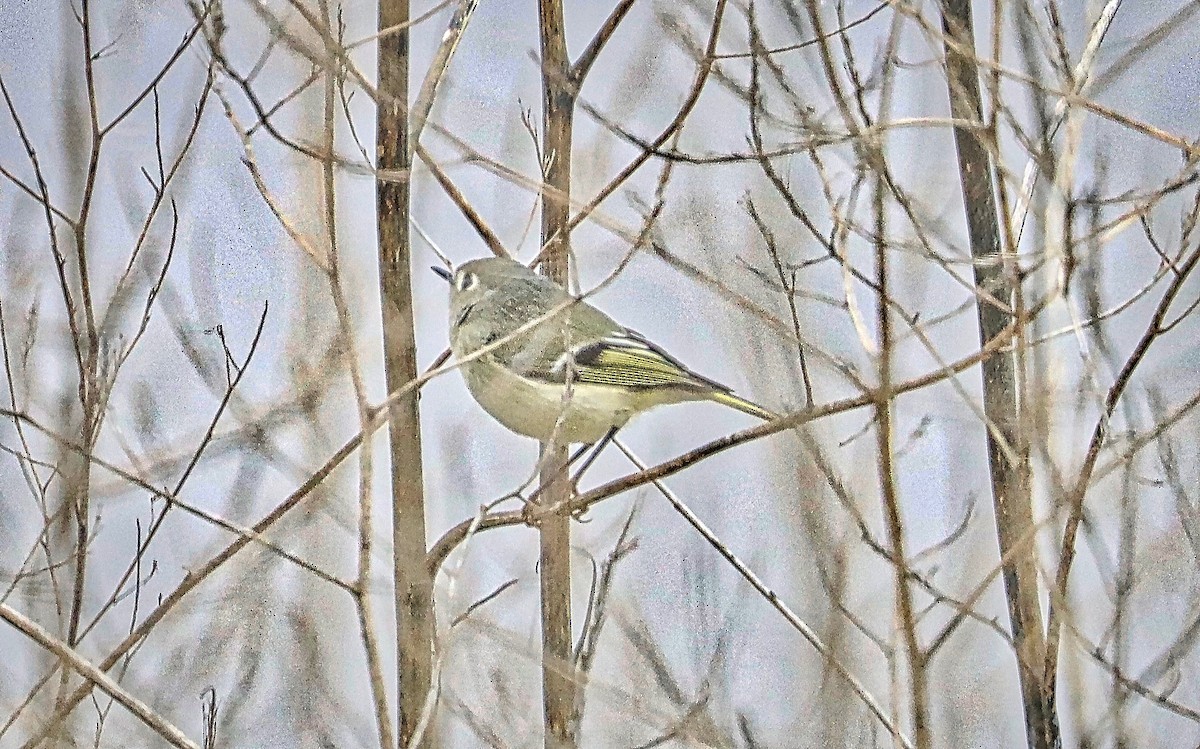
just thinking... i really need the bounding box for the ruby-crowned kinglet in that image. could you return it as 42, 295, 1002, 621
434, 257, 774, 444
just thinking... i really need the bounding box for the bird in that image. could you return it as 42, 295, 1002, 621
433, 257, 775, 445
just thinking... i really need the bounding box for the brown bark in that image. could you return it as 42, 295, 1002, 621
536, 1, 576, 746
940, 2, 1057, 746
377, 0, 434, 744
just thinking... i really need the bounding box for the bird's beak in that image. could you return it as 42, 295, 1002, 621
431, 265, 452, 283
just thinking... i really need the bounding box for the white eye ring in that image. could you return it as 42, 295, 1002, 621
455, 271, 478, 292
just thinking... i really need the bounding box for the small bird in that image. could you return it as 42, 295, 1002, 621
434, 257, 775, 445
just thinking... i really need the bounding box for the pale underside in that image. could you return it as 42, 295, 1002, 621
460, 356, 707, 444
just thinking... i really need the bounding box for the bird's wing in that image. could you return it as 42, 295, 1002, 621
548, 329, 730, 392
490, 281, 615, 374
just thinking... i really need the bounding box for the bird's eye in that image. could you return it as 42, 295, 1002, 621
455, 271, 478, 292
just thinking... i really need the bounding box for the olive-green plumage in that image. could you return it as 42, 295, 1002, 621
436, 257, 775, 443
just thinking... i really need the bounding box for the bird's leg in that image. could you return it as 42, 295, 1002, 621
571, 427, 617, 484
525, 429, 617, 510
567, 427, 619, 519
566, 441, 595, 470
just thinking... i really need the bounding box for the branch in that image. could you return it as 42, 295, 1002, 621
0, 603, 200, 749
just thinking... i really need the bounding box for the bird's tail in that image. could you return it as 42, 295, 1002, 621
709, 390, 778, 421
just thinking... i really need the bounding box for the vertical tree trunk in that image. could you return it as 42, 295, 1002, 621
939, 2, 1057, 747
377, 0, 434, 744
536, 1, 576, 746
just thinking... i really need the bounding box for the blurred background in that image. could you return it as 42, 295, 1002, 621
1, 0, 1199, 746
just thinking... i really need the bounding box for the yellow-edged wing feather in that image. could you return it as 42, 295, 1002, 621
567, 333, 777, 420
573, 344, 701, 388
